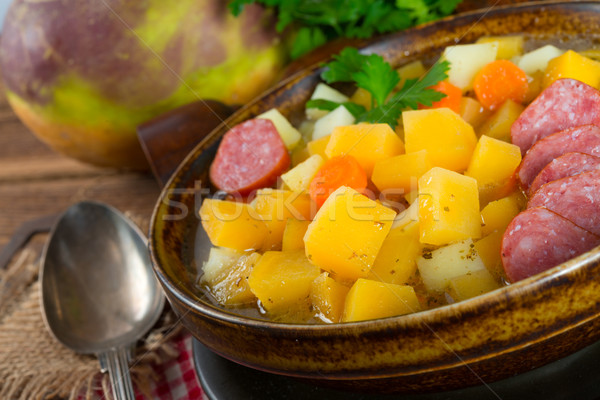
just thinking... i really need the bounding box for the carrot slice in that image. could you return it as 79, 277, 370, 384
419, 80, 462, 113
309, 155, 368, 208
473, 60, 529, 110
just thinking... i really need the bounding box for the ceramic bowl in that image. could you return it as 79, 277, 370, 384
149, 2, 600, 393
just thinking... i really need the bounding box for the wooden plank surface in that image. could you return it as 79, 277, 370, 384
0, 78, 161, 250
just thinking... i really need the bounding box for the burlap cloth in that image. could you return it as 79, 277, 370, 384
0, 214, 184, 400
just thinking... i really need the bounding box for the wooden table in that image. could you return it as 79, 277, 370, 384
0, 79, 162, 253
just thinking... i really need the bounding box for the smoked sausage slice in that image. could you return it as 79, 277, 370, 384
528, 152, 600, 195
527, 169, 600, 236
209, 119, 290, 195
516, 124, 600, 191
511, 79, 600, 154
501, 207, 600, 282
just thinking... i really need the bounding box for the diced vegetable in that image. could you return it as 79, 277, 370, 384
473, 230, 504, 280
304, 186, 396, 281
473, 60, 529, 110
257, 108, 302, 150
281, 154, 324, 192
325, 123, 405, 176
543, 49, 600, 89
516, 44, 564, 75
465, 135, 521, 206
477, 99, 525, 142
417, 239, 486, 293
403, 108, 477, 172
282, 219, 311, 251
459, 97, 491, 129
342, 279, 420, 322
208, 252, 261, 305
442, 42, 498, 91
306, 135, 330, 158
310, 272, 350, 323
312, 105, 356, 140
480, 195, 521, 236
371, 150, 432, 194
306, 83, 349, 120
200, 198, 268, 251
308, 155, 367, 209
418, 167, 481, 246
253, 189, 315, 250
248, 250, 321, 313
397, 60, 427, 86
368, 221, 420, 285
476, 35, 524, 60
447, 268, 500, 302
201, 247, 246, 285
420, 80, 462, 113
349, 87, 372, 110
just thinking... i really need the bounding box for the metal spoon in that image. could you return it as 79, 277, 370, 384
40, 201, 165, 399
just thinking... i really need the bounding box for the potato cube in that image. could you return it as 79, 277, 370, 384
459, 97, 491, 130
306, 135, 331, 159
477, 99, 525, 142
253, 189, 315, 251
304, 186, 396, 281
480, 195, 521, 236
325, 123, 405, 176
368, 222, 421, 285
417, 239, 486, 293
312, 105, 356, 141
544, 50, 600, 89
342, 279, 420, 322
476, 35, 524, 60
397, 60, 427, 86
418, 167, 481, 246
392, 201, 419, 229
447, 268, 501, 302
282, 219, 311, 251
257, 108, 302, 150
290, 144, 310, 167
307, 83, 349, 120
403, 108, 477, 172
209, 252, 261, 306
201, 247, 246, 285
473, 230, 505, 281
350, 87, 372, 110
465, 135, 522, 206
248, 251, 321, 313
517, 44, 564, 75
442, 42, 498, 91
199, 198, 267, 251
310, 272, 350, 323
281, 154, 324, 192
371, 150, 432, 194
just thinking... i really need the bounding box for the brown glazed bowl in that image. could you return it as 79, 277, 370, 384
149, 2, 600, 394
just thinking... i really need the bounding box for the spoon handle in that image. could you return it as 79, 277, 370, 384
99, 348, 135, 400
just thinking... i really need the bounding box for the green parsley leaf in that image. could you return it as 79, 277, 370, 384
389, 60, 450, 109
305, 99, 367, 119
352, 53, 400, 107
321, 47, 367, 84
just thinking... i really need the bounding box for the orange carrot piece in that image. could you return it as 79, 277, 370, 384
309, 155, 368, 208
473, 60, 529, 111
420, 80, 462, 113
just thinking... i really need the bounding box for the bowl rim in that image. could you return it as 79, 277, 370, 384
149, 0, 600, 335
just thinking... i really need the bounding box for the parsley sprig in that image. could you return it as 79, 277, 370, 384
307, 47, 450, 129
229, 0, 463, 59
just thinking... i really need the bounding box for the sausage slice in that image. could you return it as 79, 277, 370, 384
528, 152, 600, 195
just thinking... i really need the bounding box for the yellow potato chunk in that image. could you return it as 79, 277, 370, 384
473, 230, 505, 281
544, 50, 600, 89
207, 252, 261, 306
282, 219, 311, 251
281, 154, 324, 192
368, 221, 421, 285
257, 108, 302, 150
480, 195, 521, 236
306, 135, 331, 158
403, 108, 477, 172
418, 167, 481, 246
304, 186, 396, 281
342, 279, 421, 322
371, 150, 432, 194
417, 239, 486, 293
253, 189, 315, 251
325, 123, 405, 176
248, 251, 321, 313
476, 35, 524, 60
349, 87, 372, 110
397, 60, 426, 86
447, 268, 501, 302
477, 99, 525, 142
459, 97, 491, 130
465, 135, 522, 206
310, 272, 350, 323
201, 246, 245, 285
199, 198, 267, 251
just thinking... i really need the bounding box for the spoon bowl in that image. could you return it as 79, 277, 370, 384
41, 201, 164, 399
